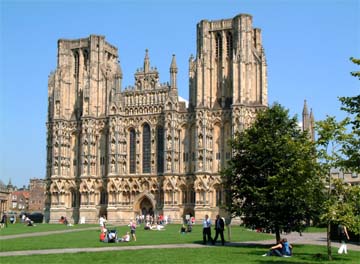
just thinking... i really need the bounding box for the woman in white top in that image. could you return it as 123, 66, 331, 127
99, 215, 107, 232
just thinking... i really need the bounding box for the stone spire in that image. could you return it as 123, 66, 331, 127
310, 108, 315, 141
170, 54, 178, 89
144, 49, 150, 73
302, 99, 309, 132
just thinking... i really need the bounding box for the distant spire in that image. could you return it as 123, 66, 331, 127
302, 99, 309, 116
310, 108, 314, 123
144, 49, 150, 73
170, 54, 178, 89
302, 100, 309, 132
310, 108, 315, 141
170, 54, 178, 71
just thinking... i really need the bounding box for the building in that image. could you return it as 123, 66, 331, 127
28, 178, 46, 212
10, 190, 29, 212
0, 180, 10, 217
331, 168, 360, 186
46, 14, 268, 224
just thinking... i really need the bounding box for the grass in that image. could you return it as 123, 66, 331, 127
0, 223, 98, 236
1, 245, 359, 264
303, 227, 327, 233
1, 223, 359, 263
0, 224, 273, 251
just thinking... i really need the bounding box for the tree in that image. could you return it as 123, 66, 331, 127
338, 57, 360, 172
317, 58, 360, 260
223, 103, 324, 243
316, 116, 349, 261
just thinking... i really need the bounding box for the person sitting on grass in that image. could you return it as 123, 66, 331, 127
24, 216, 35, 227
119, 232, 130, 242
262, 238, 292, 257
144, 222, 151, 230
180, 224, 187, 234
150, 224, 165, 231
99, 230, 106, 242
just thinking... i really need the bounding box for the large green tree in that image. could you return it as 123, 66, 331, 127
223, 103, 324, 243
338, 57, 360, 172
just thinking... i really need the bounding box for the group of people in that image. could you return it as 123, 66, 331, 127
99, 215, 135, 243
135, 214, 171, 226
144, 222, 165, 231
99, 229, 130, 243
202, 214, 226, 246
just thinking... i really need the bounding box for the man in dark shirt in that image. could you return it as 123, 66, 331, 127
212, 214, 225, 245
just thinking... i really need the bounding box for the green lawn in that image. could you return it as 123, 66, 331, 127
1, 224, 359, 263
1, 245, 359, 264
0, 224, 273, 251
303, 227, 327, 233
0, 223, 99, 235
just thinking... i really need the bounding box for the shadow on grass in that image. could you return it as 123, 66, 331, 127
217, 243, 355, 263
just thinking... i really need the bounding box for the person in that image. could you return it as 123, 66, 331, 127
24, 216, 34, 227
144, 222, 151, 230
151, 224, 165, 231
338, 224, 350, 254
202, 214, 213, 245
99, 215, 107, 232
180, 224, 187, 234
213, 215, 225, 245
107, 230, 117, 243
59, 216, 68, 225
129, 220, 137, 241
119, 232, 130, 242
262, 238, 292, 257
0, 214, 7, 228
10, 215, 16, 224
99, 230, 106, 242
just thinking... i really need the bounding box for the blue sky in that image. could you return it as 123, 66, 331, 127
0, 0, 359, 188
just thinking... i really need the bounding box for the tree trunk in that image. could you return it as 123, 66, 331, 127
275, 226, 281, 243
327, 221, 332, 261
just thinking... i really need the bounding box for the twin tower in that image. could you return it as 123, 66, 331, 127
46, 14, 268, 224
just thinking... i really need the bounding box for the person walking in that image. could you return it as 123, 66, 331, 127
212, 215, 225, 245
338, 224, 350, 254
202, 214, 213, 245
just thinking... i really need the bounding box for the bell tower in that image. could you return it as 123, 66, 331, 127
189, 14, 267, 109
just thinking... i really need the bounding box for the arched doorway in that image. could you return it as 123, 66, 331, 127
139, 197, 154, 216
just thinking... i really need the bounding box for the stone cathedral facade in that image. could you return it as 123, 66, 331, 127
46, 14, 268, 224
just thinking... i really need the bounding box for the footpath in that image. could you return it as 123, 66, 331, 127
0, 228, 359, 257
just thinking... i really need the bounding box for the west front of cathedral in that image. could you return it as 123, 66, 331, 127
46, 14, 268, 224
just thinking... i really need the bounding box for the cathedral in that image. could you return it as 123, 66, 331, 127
45, 14, 269, 224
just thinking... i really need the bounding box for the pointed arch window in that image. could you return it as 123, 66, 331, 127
157, 126, 164, 173
142, 123, 151, 173
129, 128, 136, 173
74, 50, 79, 77
216, 188, 222, 206
215, 33, 222, 59
226, 32, 233, 59
83, 49, 89, 71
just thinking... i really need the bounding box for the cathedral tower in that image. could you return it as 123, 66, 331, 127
189, 14, 267, 109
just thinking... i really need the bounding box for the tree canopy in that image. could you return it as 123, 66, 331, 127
338, 57, 360, 172
223, 103, 324, 242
